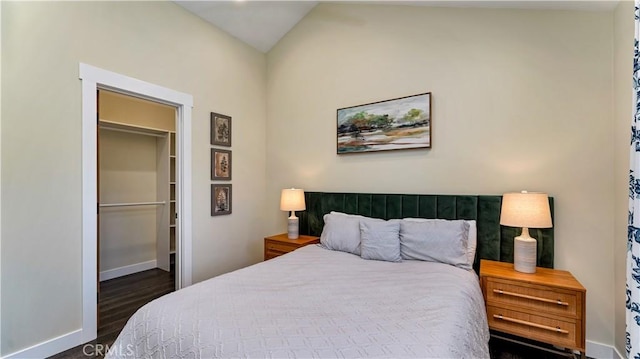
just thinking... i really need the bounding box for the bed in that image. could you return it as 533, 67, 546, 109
107, 192, 554, 359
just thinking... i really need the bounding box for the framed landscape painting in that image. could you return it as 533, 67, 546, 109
337, 93, 431, 154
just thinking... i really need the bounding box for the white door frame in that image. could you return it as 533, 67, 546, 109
79, 63, 193, 343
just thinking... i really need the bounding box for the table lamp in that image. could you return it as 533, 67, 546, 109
500, 191, 552, 274
280, 188, 306, 239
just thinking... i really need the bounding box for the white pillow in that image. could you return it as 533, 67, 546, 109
319, 212, 364, 255
360, 219, 401, 262
399, 219, 470, 269
404, 218, 477, 268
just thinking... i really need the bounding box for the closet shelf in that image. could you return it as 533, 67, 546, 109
99, 119, 171, 137
100, 201, 166, 208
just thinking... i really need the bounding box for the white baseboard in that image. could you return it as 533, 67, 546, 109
613, 346, 625, 359
587, 340, 624, 359
99, 259, 157, 281
1, 260, 159, 358
1, 329, 81, 359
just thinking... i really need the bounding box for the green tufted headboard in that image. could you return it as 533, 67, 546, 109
298, 192, 554, 272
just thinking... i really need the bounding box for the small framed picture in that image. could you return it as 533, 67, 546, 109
211, 184, 232, 216
211, 149, 232, 181
211, 112, 232, 147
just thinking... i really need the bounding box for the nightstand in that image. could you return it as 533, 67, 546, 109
480, 259, 586, 359
264, 233, 320, 260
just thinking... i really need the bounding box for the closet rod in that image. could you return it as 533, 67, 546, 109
99, 201, 166, 208
99, 125, 166, 138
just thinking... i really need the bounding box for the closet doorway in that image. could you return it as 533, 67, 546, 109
80, 63, 193, 344
98, 90, 177, 280
96, 89, 177, 339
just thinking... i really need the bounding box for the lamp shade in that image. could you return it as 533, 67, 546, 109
500, 191, 552, 228
280, 188, 306, 212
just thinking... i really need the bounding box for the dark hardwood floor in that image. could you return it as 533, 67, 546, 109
489, 333, 588, 359
49, 267, 586, 359
49, 267, 175, 359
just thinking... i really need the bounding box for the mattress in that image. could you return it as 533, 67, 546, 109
107, 245, 490, 358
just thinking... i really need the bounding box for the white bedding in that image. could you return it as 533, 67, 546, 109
107, 245, 490, 358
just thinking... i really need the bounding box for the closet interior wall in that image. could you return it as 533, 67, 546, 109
98, 90, 176, 281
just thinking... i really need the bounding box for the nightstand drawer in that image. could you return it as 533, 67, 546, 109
486, 278, 578, 318
487, 306, 578, 349
265, 241, 298, 253
263, 234, 320, 261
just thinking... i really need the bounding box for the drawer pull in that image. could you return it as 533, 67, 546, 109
494, 314, 569, 334
493, 289, 569, 306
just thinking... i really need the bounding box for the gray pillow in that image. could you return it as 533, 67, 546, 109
404, 218, 477, 268
400, 219, 470, 269
319, 212, 363, 255
360, 219, 401, 262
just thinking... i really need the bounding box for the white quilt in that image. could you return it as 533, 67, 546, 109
107, 245, 490, 359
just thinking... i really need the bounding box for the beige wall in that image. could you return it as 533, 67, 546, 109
1, 1, 266, 355
614, 0, 634, 356
267, 3, 615, 347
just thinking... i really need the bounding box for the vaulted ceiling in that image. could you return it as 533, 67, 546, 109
174, 1, 619, 53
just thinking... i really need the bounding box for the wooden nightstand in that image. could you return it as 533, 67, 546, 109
480, 259, 586, 359
264, 233, 320, 260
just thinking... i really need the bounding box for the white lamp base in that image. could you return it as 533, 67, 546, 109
514, 228, 537, 274
287, 212, 299, 239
